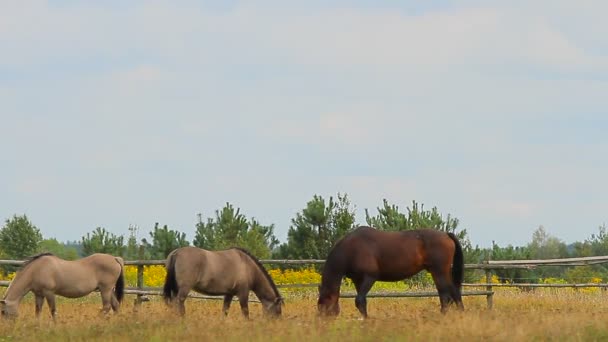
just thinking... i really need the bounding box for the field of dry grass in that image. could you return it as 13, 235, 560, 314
2, 290, 608, 341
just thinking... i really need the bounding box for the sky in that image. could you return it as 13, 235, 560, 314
1, 0, 607, 248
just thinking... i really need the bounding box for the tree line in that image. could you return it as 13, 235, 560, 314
0, 194, 470, 260
1, 193, 607, 283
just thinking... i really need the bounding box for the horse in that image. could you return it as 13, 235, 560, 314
317, 226, 464, 318
162, 246, 283, 318
0, 252, 124, 320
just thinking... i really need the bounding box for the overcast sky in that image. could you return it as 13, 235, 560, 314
1, 1, 607, 248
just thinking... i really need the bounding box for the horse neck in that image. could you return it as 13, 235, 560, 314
3, 269, 32, 304
320, 264, 344, 293
250, 265, 278, 302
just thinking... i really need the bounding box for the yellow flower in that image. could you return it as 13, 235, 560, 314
0, 272, 16, 281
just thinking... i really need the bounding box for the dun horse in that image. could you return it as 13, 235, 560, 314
317, 226, 464, 318
0, 253, 124, 319
163, 246, 283, 318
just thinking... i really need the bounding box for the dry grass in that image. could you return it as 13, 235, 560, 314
2, 291, 608, 341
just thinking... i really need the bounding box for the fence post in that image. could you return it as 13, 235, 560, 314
485, 258, 494, 310
134, 245, 145, 311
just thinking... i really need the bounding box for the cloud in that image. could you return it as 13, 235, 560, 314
1, 1, 607, 247
2, 2, 605, 74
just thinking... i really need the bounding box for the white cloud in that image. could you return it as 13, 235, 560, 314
2, 2, 605, 73
1, 1, 607, 246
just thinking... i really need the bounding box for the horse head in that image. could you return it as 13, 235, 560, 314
317, 285, 340, 317
0, 299, 18, 319
263, 296, 283, 318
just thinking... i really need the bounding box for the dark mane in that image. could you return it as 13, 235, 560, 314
20, 252, 54, 270
231, 247, 281, 299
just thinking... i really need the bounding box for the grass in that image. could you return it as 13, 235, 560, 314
2, 290, 608, 341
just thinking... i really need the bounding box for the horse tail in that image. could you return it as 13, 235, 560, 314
114, 257, 125, 303
163, 250, 178, 305
447, 233, 464, 290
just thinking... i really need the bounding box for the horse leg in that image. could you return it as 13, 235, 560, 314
45, 293, 57, 321
353, 276, 375, 319
237, 292, 250, 319
111, 293, 120, 313
449, 285, 464, 311
35, 294, 44, 318
100, 288, 113, 315
223, 295, 233, 316
429, 270, 452, 314
177, 286, 190, 316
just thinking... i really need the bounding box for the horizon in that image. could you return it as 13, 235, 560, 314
4, 206, 604, 250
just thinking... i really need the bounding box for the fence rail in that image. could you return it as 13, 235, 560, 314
3, 255, 608, 309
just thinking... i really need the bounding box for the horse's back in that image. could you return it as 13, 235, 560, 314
72, 254, 122, 280
415, 229, 457, 261
329, 227, 455, 281
170, 247, 246, 295
64, 254, 121, 287
21, 253, 120, 297
341, 227, 454, 257
172, 246, 243, 271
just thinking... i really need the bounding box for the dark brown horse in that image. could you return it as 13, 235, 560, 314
317, 226, 464, 318
163, 246, 283, 318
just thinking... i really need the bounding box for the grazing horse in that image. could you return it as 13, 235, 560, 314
317, 226, 464, 318
163, 246, 283, 318
0, 253, 124, 319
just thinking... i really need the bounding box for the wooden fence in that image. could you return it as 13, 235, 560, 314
3, 255, 608, 310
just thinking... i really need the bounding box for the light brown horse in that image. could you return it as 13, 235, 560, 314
163, 246, 283, 318
0, 253, 124, 319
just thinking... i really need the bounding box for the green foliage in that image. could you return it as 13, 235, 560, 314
145, 223, 189, 259
529, 225, 568, 260
0, 214, 43, 259
365, 200, 470, 249
125, 224, 140, 260
241, 218, 280, 259
583, 223, 608, 256
276, 193, 356, 259
563, 266, 600, 283
363, 199, 478, 282
193, 203, 279, 259
526, 225, 569, 279
81, 227, 125, 256
489, 242, 533, 283
38, 238, 79, 260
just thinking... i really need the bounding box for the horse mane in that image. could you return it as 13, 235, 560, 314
20, 252, 54, 270
231, 247, 281, 299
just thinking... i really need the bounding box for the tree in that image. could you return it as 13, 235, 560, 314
194, 203, 247, 250
489, 242, 532, 283
64, 240, 83, 257
193, 203, 279, 259
528, 225, 567, 260
241, 218, 280, 259
527, 225, 569, 278
38, 238, 79, 260
363, 199, 481, 281
276, 193, 356, 259
365, 200, 471, 249
125, 224, 140, 260
0, 214, 43, 259
146, 223, 189, 259
583, 223, 608, 256
81, 227, 125, 256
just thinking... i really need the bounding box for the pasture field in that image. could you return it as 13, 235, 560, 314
2, 290, 608, 341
